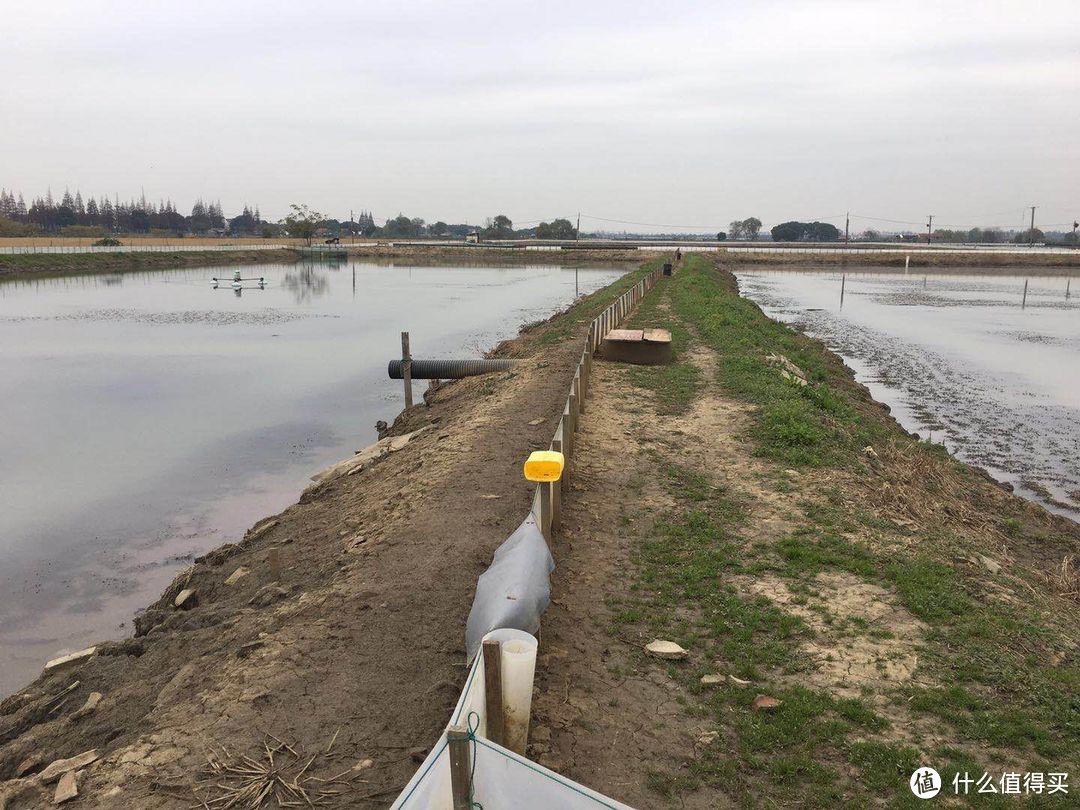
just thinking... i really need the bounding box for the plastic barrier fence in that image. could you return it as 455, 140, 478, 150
391, 641, 634, 810
390, 258, 669, 808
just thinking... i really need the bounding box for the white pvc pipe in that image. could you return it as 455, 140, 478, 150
482, 628, 538, 754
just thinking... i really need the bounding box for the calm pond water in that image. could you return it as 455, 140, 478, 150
736, 270, 1079, 519
0, 260, 627, 695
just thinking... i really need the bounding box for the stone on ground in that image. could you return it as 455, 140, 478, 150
38, 750, 98, 783
54, 771, 78, 804
645, 639, 688, 660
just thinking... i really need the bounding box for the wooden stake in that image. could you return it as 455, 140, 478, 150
561, 408, 572, 491
401, 331, 413, 409
539, 481, 553, 542
482, 640, 505, 747
578, 353, 588, 405
551, 436, 563, 532
447, 725, 472, 810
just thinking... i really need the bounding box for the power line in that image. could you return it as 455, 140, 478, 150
849, 213, 927, 226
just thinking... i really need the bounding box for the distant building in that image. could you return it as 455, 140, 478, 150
465, 231, 480, 244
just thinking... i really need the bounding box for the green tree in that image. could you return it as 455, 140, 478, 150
283, 204, 324, 245
382, 214, 425, 238
535, 218, 576, 239
484, 214, 514, 239
770, 221, 803, 242
1013, 228, 1044, 244
770, 220, 839, 242
805, 221, 840, 241
743, 217, 762, 240
190, 199, 211, 234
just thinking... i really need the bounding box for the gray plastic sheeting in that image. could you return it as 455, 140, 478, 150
465, 514, 554, 662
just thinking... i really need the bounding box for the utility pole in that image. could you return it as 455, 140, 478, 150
1029, 206, 1037, 247
844, 212, 849, 244
926, 215, 934, 245
576, 212, 581, 241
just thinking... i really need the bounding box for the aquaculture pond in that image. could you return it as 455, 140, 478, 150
0, 260, 628, 695
737, 269, 1079, 520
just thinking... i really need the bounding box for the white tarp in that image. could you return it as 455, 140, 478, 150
390, 730, 636, 810
390, 646, 636, 809
464, 515, 554, 662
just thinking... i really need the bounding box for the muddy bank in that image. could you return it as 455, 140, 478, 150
0, 264, 653, 809
0, 249, 300, 278
346, 244, 647, 264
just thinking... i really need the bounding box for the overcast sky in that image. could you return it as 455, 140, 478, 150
2, 0, 1077, 232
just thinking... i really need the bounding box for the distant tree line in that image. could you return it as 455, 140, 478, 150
0, 187, 589, 243
929, 227, 1057, 245
0, 187, 260, 236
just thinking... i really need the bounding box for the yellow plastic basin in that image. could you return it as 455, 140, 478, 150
523, 450, 565, 482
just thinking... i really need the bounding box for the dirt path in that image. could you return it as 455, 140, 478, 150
0, 269, 650, 809
532, 334, 793, 807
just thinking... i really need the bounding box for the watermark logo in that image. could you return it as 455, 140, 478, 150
909, 767, 1069, 798
910, 767, 942, 799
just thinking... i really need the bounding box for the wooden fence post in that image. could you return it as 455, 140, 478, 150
575, 367, 585, 415
401, 331, 414, 409
483, 640, 505, 747
447, 725, 472, 810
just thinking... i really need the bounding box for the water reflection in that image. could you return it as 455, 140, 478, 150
282, 265, 330, 303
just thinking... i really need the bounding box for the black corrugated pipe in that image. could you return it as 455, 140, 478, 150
387, 358, 519, 380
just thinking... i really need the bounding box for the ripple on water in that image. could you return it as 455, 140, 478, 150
1, 308, 337, 326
